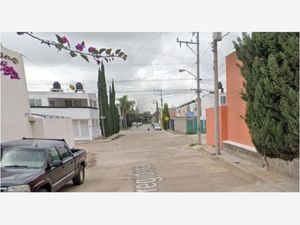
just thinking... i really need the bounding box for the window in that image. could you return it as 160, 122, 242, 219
74, 100, 82, 107
49, 100, 55, 106
56, 144, 71, 160
1, 148, 45, 168
220, 96, 226, 105
65, 100, 72, 107
49, 147, 61, 163
29, 99, 42, 107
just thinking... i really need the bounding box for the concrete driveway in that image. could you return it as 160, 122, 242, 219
60, 125, 299, 192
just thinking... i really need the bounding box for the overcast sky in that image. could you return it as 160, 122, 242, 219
1, 32, 241, 113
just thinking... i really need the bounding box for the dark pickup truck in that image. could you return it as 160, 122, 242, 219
0, 138, 87, 192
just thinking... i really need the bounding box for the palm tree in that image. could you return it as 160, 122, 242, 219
118, 95, 135, 128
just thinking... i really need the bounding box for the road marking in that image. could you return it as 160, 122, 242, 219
133, 165, 163, 192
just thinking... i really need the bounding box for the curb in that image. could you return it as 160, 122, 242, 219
190, 144, 266, 179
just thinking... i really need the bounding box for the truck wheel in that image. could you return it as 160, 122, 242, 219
73, 165, 85, 185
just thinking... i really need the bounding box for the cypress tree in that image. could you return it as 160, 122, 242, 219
111, 79, 120, 133
108, 86, 113, 136
161, 103, 170, 130
98, 63, 110, 137
234, 32, 299, 161
97, 68, 104, 137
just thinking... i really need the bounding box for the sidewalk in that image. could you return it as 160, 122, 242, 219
79, 132, 125, 144
189, 143, 299, 192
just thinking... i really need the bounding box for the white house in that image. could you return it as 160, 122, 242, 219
29, 88, 101, 141
1, 44, 75, 147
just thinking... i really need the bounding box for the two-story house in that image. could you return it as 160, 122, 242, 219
29, 83, 101, 141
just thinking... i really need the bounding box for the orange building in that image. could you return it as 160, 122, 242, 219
206, 51, 254, 147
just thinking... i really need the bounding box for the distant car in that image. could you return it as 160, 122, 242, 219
154, 124, 161, 131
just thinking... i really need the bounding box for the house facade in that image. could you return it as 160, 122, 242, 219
1, 45, 74, 147
206, 51, 254, 149
172, 93, 226, 135
29, 89, 101, 141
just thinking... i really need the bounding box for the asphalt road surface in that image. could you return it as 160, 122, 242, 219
60, 125, 298, 192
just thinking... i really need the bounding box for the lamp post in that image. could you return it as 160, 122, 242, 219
178, 68, 202, 145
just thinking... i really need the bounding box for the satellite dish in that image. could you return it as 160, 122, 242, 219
69, 84, 75, 91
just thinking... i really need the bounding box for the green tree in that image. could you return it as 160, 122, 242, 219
98, 63, 110, 138
234, 32, 299, 160
118, 95, 135, 128
161, 103, 170, 130
108, 80, 120, 135
111, 80, 120, 133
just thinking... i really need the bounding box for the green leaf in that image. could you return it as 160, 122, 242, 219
106, 49, 112, 55
115, 49, 121, 54
118, 52, 124, 57
123, 55, 127, 61
80, 54, 89, 62
99, 48, 106, 54
93, 49, 99, 54
55, 34, 64, 44
11, 58, 19, 64
104, 58, 109, 63
70, 51, 77, 57
55, 43, 64, 50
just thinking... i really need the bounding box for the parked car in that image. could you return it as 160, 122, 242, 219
0, 138, 87, 192
154, 123, 161, 131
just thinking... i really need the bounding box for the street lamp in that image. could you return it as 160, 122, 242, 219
178, 69, 197, 78
178, 68, 202, 145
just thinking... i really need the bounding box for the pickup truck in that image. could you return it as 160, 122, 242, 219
0, 138, 87, 192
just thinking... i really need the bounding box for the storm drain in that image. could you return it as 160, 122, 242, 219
132, 165, 164, 192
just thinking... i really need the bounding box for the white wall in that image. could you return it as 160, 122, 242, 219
1, 45, 75, 146
30, 104, 101, 140
31, 117, 75, 148
1, 45, 32, 142
29, 92, 98, 105
201, 94, 215, 119
30, 107, 98, 120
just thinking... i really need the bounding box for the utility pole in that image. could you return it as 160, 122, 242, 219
212, 32, 222, 155
177, 32, 202, 145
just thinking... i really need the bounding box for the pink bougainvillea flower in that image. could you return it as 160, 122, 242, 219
0, 60, 20, 80
88, 47, 97, 53
75, 43, 85, 51
96, 60, 100, 65
61, 36, 69, 44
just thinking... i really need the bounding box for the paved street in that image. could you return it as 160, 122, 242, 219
60, 125, 299, 192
